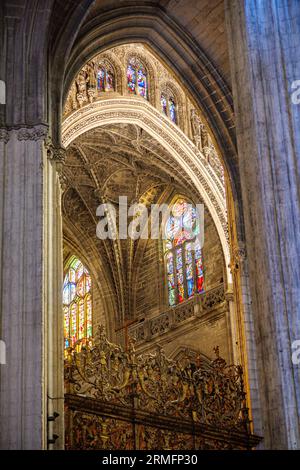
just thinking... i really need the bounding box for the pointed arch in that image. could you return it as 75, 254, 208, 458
62, 97, 231, 283
63, 255, 92, 352
126, 56, 148, 99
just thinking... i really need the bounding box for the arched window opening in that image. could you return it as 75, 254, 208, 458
97, 62, 115, 92
127, 57, 148, 98
160, 90, 177, 124
164, 198, 204, 306
63, 256, 92, 354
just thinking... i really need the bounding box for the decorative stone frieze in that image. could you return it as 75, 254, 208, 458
0, 128, 9, 143
17, 124, 48, 141
0, 124, 49, 143
129, 285, 225, 345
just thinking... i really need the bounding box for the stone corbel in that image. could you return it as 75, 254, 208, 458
46, 138, 67, 189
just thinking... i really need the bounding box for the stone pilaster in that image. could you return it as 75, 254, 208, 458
225, 0, 300, 449
0, 125, 47, 449
44, 139, 66, 450
0, 127, 65, 449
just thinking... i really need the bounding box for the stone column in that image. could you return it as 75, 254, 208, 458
0, 125, 47, 449
0, 128, 65, 450
225, 0, 300, 448
45, 142, 66, 450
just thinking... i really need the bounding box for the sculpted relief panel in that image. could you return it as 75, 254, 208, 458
63, 44, 225, 190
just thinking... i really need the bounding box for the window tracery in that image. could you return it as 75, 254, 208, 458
63, 256, 92, 353
127, 57, 148, 99
164, 198, 204, 306
96, 61, 115, 92
161, 89, 177, 124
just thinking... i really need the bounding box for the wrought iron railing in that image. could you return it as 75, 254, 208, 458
64, 326, 261, 450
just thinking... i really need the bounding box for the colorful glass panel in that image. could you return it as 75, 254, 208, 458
185, 243, 194, 298
75, 263, 83, 281
64, 306, 70, 349
78, 299, 85, 339
71, 303, 77, 347
166, 252, 176, 306
69, 268, 75, 283
194, 238, 204, 293
76, 276, 85, 297
169, 97, 176, 123
127, 63, 136, 93
137, 66, 147, 97
86, 294, 92, 338
164, 199, 204, 306
97, 69, 105, 91
176, 248, 185, 303
127, 59, 147, 98
63, 256, 92, 353
161, 94, 167, 115
105, 70, 114, 91
97, 67, 114, 92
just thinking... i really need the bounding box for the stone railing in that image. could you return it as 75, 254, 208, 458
129, 284, 225, 344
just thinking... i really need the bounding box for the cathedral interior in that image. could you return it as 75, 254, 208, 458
0, 0, 300, 451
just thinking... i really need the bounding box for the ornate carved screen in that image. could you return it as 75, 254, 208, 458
64, 327, 261, 450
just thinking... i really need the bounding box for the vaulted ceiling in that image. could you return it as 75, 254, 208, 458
83, 0, 230, 85
62, 123, 207, 324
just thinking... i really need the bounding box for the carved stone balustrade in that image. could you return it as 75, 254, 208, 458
129, 284, 226, 345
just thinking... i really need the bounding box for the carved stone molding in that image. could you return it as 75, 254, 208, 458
17, 124, 48, 141
0, 128, 9, 143
129, 284, 226, 345
46, 144, 66, 164
46, 138, 67, 164
62, 98, 230, 282
234, 245, 247, 262
63, 43, 225, 197
229, 243, 247, 274
0, 124, 49, 143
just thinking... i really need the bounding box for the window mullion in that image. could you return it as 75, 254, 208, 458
192, 239, 197, 296
77, 298, 80, 350
103, 69, 107, 91
173, 247, 179, 304
166, 93, 170, 118
135, 66, 138, 95
182, 242, 188, 300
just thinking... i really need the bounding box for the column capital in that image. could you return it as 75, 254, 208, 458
45, 138, 66, 164
0, 128, 9, 144
17, 124, 49, 141
0, 123, 49, 143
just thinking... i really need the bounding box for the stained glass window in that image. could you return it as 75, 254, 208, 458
97, 64, 114, 92
164, 198, 204, 306
127, 58, 148, 99
169, 97, 177, 123
63, 256, 92, 354
160, 90, 177, 124
161, 94, 167, 115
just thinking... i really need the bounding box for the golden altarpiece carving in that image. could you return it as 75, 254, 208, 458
64, 327, 261, 450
